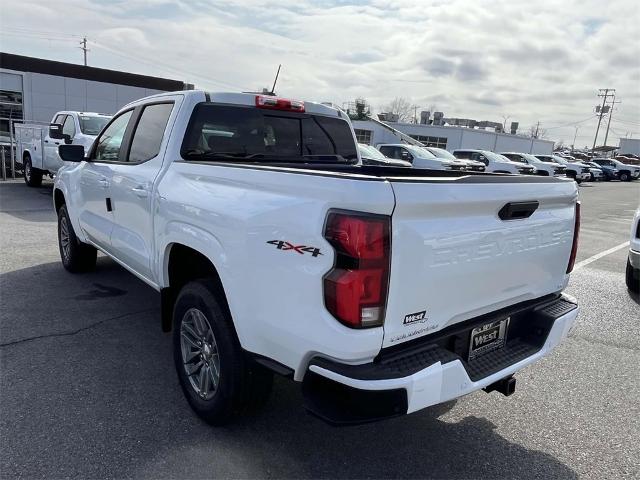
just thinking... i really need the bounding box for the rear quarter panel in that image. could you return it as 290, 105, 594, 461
156, 163, 396, 379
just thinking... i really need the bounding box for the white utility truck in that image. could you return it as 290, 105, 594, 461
53, 91, 580, 425
15, 111, 111, 187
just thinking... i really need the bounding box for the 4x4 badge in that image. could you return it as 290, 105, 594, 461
267, 240, 323, 257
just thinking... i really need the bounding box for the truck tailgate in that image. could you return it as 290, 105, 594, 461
383, 178, 578, 348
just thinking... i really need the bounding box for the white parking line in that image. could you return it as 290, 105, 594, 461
573, 241, 630, 271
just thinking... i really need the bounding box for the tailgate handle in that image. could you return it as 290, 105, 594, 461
498, 201, 539, 220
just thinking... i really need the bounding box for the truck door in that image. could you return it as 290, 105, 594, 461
78, 109, 134, 252
108, 101, 175, 281
42, 114, 66, 171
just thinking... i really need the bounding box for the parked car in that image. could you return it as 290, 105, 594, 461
424, 146, 485, 172
15, 111, 111, 187
539, 155, 591, 183
377, 144, 467, 170
500, 152, 559, 177
53, 90, 580, 425
627, 208, 640, 293
592, 158, 640, 182
535, 154, 566, 176
358, 144, 411, 167
580, 162, 603, 181
453, 149, 530, 174
583, 161, 618, 181
593, 158, 640, 182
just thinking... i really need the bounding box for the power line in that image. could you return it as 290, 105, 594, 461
610, 117, 640, 126
89, 40, 247, 91
1, 26, 83, 37
544, 115, 598, 130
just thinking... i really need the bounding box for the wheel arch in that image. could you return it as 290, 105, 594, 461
161, 242, 232, 334
53, 188, 65, 212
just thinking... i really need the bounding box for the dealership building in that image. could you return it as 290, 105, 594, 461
351, 119, 555, 154
0, 52, 191, 144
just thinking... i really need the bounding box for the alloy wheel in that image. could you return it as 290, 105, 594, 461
180, 308, 220, 400
59, 215, 71, 261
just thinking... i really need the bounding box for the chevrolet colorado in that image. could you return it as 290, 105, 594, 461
53, 91, 580, 425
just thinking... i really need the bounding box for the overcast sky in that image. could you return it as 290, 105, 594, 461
1, 0, 639, 145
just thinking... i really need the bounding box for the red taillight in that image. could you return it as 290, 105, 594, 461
323, 212, 390, 328
255, 95, 305, 112
566, 202, 581, 273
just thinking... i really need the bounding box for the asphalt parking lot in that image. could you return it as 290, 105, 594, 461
1, 178, 638, 479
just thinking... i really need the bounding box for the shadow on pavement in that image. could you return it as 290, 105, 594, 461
0, 181, 55, 223
0, 259, 577, 479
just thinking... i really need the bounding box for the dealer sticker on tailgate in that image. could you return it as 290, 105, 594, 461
468, 318, 509, 361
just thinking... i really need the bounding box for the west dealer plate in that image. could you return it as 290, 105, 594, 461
468, 317, 509, 361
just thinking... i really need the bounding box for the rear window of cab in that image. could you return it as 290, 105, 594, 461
181, 104, 358, 163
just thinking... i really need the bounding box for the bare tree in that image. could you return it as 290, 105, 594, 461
528, 125, 548, 139
554, 139, 565, 150
381, 97, 414, 122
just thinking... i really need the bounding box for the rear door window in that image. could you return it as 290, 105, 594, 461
182, 104, 357, 163
128, 103, 174, 163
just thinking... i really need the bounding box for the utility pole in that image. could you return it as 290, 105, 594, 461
572, 126, 579, 153
80, 37, 89, 66
603, 95, 621, 147
592, 88, 615, 153
501, 115, 510, 131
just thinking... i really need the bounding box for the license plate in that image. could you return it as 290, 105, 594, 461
468, 318, 509, 360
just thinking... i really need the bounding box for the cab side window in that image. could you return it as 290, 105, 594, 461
400, 148, 414, 162
128, 103, 174, 163
94, 110, 133, 162
379, 146, 396, 159
62, 115, 76, 139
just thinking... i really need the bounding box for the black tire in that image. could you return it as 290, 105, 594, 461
23, 155, 43, 187
57, 204, 97, 273
620, 172, 630, 182
627, 259, 640, 293
172, 280, 273, 425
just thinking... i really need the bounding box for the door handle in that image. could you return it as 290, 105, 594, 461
98, 179, 110, 188
132, 185, 149, 198
44, 140, 49, 143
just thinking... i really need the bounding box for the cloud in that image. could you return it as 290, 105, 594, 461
0, 0, 638, 143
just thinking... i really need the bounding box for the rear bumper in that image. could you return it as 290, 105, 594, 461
303, 294, 577, 424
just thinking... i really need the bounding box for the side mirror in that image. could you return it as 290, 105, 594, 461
59, 144, 85, 163
401, 150, 413, 161
63, 134, 73, 145
479, 156, 489, 166
49, 123, 64, 139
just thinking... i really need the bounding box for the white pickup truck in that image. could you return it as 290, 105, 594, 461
53, 91, 580, 425
15, 111, 111, 187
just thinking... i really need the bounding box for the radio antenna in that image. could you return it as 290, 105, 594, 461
270, 64, 282, 95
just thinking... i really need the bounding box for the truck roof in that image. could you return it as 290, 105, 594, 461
124, 90, 343, 118
57, 111, 111, 117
